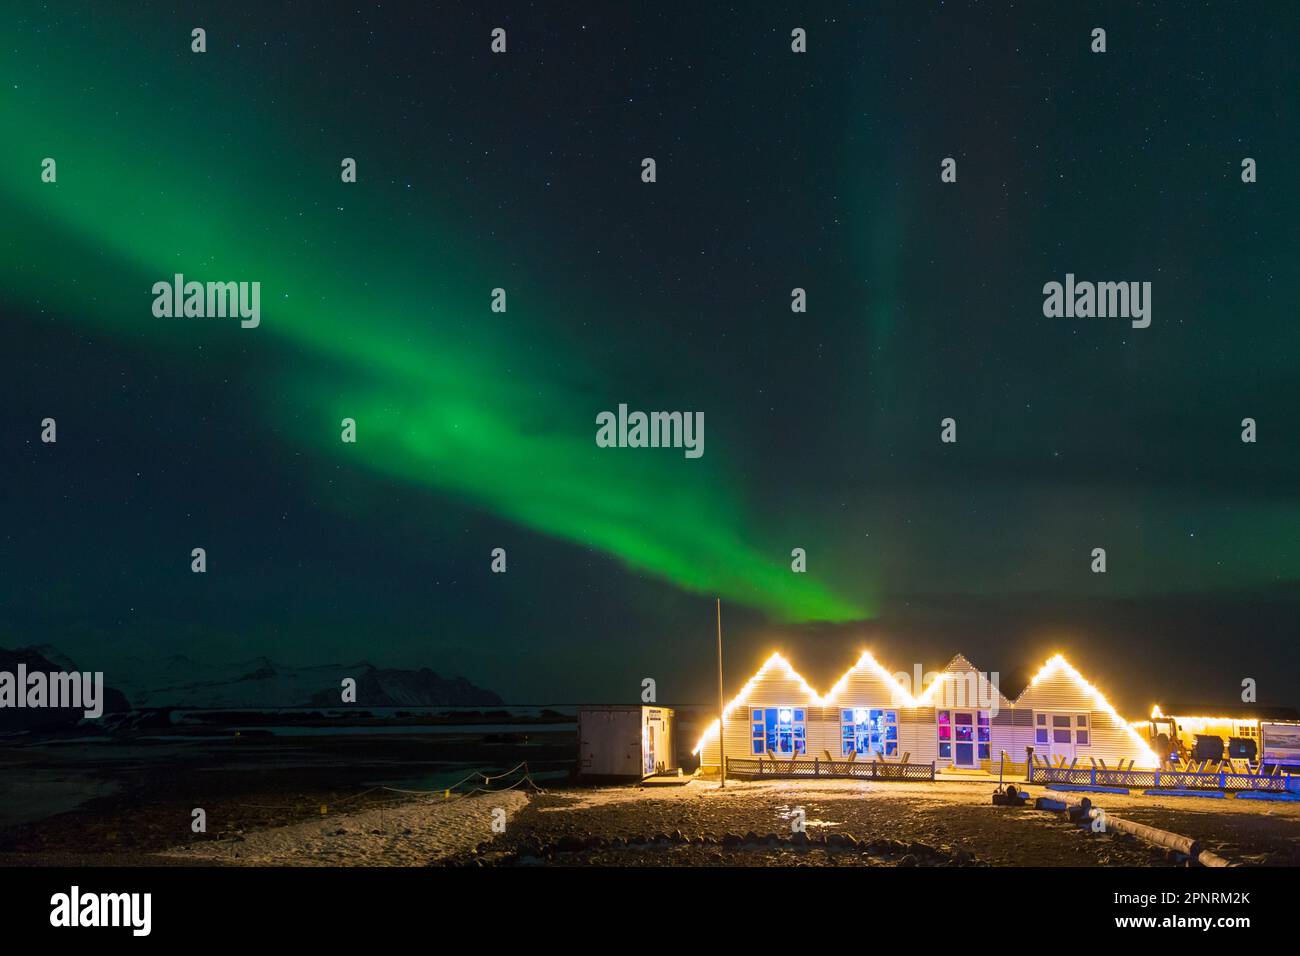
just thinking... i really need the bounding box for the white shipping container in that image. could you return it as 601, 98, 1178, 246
578, 705, 676, 780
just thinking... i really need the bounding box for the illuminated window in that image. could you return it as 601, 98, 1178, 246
941, 710, 990, 762
841, 708, 897, 756
1035, 712, 1091, 748
752, 707, 805, 755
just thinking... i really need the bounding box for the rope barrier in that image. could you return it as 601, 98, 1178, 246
377, 760, 537, 797
209, 762, 547, 854
229, 762, 544, 819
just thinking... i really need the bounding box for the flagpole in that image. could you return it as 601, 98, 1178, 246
716, 597, 726, 788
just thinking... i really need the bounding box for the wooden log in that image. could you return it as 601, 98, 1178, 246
1057, 796, 1202, 856
1106, 816, 1199, 856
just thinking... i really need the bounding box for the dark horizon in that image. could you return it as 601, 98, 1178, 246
7, 582, 1295, 718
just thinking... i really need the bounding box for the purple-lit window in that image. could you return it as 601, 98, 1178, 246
956, 711, 974, 742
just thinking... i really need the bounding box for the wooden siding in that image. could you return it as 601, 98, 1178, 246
1014, 667, 1152, 766
900, 707, 938, 763
699, 653, 1155, 770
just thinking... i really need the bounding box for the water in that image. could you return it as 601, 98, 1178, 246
225, 722, 576, 737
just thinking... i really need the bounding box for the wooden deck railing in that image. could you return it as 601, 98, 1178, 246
725, 756, 935, 781
1028, 763, 1291, 792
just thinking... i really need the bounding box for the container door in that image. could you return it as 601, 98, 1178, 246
644, 724, 656, 775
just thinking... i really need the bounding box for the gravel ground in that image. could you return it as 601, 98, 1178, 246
452, 778, 1300, 867
6, 758, 1298, 867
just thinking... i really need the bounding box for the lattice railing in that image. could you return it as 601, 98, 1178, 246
1028, 764, 1291, 793
725, 756, 935, 781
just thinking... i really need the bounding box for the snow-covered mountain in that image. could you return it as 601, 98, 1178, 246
16, 648, 502, 710
0, 646, 131, 730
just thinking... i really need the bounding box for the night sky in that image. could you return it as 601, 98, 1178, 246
3, 2, 1298, 713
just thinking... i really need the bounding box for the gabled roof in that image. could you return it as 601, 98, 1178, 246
915, 653, 1013, 711
1015, 654, 1159, 767
690, 652, 822, 755
821, 651, 919, 709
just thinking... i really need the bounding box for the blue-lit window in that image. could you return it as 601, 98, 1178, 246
753, 707, 805, 755
840, 708, 898, 756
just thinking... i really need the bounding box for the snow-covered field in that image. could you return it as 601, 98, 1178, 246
162, 790, 531, 866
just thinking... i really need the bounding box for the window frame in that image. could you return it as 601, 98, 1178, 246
1034, 711, 1092, 749
840, 707, 898, 756
752, 706, 806, 756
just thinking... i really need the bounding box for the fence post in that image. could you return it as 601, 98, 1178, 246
814, 757, 819, 777
1090, 767, 1096, 786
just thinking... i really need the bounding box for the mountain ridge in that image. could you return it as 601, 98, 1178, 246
4, 646, 502, 710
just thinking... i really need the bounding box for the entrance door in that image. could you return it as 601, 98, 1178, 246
953, 711, 978, 767
644, 724, 656, 775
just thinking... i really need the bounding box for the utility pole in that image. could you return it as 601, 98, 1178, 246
717, 597, 726, 788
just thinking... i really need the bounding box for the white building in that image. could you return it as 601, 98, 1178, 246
694, 651, 1158, 776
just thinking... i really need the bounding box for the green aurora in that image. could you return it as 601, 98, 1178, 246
0, 16, 866, 623
4, 6, 1300, 708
